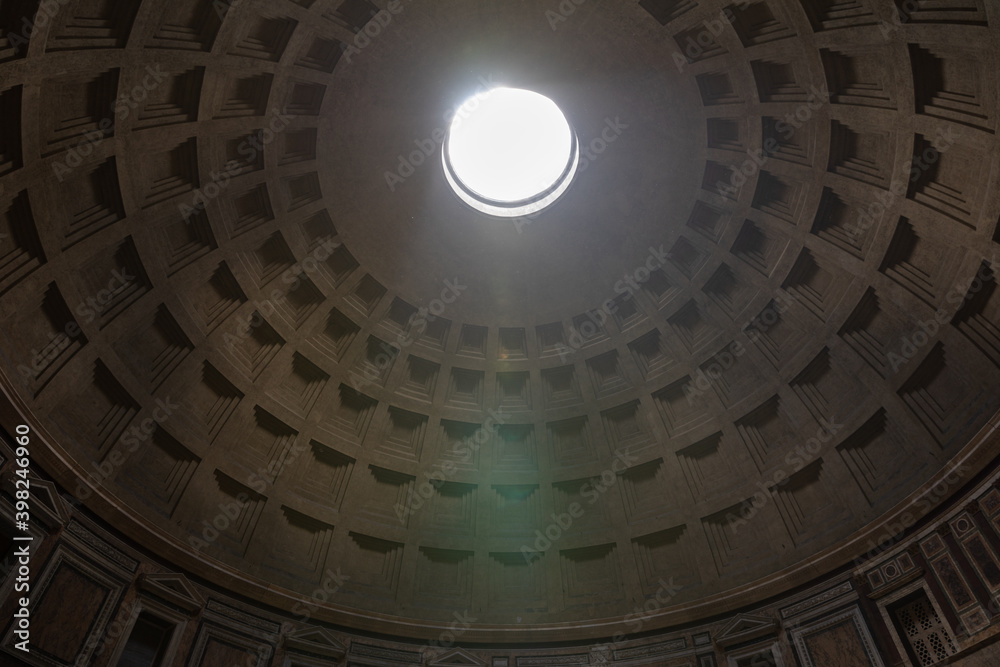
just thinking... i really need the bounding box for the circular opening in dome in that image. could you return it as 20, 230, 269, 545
443, 87, 579, 218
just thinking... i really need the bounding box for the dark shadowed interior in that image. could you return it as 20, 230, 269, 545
0, 0, 999, 665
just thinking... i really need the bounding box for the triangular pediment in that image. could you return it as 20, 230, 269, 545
716, 613, 778, 647
285, 627, 347, 659
428, 648, 487, 666
138, 573, 205, 612
19, 476, 71, 529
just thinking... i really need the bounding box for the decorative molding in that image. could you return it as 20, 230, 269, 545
780, 580, 855, 619
428, 647, 488, 666
515, 655, 589, 666
103, 590, 192, 667
724, 640, 784, 667
137, 572, 205, 612
205, 598, 282, 635
64, 519, 139, 573
874, 578, 958, 665
9, 475, 70, 529
350, 642, 423, 664
187, 621, 274, 667
0, 544, 127, 667
284, 627, 347, 659
716, 613, 778, 648
612, 637, 686, 661
866, 552, 924, 599
789, 606, 885, 667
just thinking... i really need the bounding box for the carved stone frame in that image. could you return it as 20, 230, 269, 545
103, 593, 191, 667
724, 640, 785, 667
788, 606, 885, 667
875, 578, 959, 667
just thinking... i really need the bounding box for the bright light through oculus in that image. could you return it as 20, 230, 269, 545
443, 87, 578, 217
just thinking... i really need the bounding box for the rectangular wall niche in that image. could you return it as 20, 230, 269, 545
886, 588, 958, 666
116, 612, 176, 666
788, 607, 885, 667
725, 642, 784, 667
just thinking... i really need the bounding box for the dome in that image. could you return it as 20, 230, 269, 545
0, 0, 999, 662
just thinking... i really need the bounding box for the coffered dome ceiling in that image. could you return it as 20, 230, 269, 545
0, 0, 998, 644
